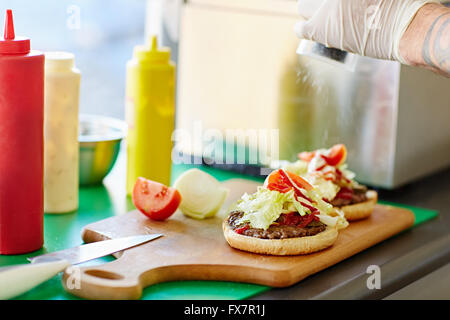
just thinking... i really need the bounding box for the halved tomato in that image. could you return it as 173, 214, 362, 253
321, 144, 347, 166
132, 177, 181, 221
266, 169, 313, 191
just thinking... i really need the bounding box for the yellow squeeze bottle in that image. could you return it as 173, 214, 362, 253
126, 36, 175, 195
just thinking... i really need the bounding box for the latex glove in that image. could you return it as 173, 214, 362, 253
294, 0, 438, 63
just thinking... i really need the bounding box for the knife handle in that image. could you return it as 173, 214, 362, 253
0, 259, 70, 300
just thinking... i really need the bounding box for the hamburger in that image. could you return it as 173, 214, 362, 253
223, 169, 348, 256
284, 144, 377, 221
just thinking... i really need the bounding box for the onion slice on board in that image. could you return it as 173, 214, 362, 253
173, 169, 229, 219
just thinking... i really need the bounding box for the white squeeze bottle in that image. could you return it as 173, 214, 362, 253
43, 52, 81, 213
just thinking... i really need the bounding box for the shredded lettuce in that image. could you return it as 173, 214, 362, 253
282, 160, 308, 176
235, 186, 345, 230
337, 163, 362, 188
306, 174, 340, 201
236, 187, 305, 230
283, 159, 360, 197
303, 188, 334, 214
337, 164, 355, 179
316, 208, 349, 230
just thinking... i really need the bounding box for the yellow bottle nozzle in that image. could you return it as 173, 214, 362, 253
134, 35, 170, 63
151, 35, 158, 51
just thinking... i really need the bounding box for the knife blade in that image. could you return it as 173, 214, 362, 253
28, 234, 163, 265
0, 234, 162, 300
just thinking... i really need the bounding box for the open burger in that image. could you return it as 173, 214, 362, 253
223, 169, 348, 256
283, 144, 377, 221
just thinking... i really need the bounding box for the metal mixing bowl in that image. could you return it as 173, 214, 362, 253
79, 114, 127, 186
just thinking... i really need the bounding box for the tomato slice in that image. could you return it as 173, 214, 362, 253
278, 212, 302, 226
335, 187, 353, 200
321, 144, 347, 166
132, 177, 181, 221
266, 182, 293, 193
278, 212, 319, 228
298, 151, 316, 162
267, 169, 313, 191
288, 172, 314, 191
298, 144, 347, 167
297, 212, 319, 228
235, 224, 250, 234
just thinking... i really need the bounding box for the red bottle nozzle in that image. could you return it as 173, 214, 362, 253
0, 9, 30, 54
4, 9, 15, 40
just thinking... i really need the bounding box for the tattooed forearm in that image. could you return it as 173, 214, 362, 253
400, 3, 450, 77
422, 12, 450, 75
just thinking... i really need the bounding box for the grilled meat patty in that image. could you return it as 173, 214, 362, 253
227, 211, 327, 240
330, 188, 368, 207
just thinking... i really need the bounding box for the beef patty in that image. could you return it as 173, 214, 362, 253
227, 211, 327, 240
330, 188, 368, 207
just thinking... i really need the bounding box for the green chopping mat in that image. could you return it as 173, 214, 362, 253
2, 163, 438, 300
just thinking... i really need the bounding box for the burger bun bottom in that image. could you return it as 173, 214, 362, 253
341, 190, 378, 221
223, 221, 338, 256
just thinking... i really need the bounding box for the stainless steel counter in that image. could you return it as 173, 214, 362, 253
385, 263, 450, 300
253, 167, 450, 300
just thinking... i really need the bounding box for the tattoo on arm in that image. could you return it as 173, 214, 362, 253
422, 13, 450, 74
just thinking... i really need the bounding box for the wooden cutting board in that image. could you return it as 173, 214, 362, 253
63, 179, 415, 300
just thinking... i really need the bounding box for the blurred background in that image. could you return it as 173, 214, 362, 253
2, 0, 449, 189
0, 0, 147, 120
0, 0, 448, 301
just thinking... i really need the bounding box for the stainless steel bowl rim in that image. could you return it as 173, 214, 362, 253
79, 114, 127, 143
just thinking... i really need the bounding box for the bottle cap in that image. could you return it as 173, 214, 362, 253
45, 52, 75, 70
0, 9, 30, 54
134, 35, 170, 63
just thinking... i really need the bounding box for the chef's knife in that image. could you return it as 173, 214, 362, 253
0, 234, 162, 300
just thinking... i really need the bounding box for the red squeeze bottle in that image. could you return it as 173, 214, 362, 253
0, 10, 44, 254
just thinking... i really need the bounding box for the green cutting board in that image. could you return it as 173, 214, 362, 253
1, 163, 437, 300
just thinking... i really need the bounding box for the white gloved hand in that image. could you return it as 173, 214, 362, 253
295, 0, 438, 63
